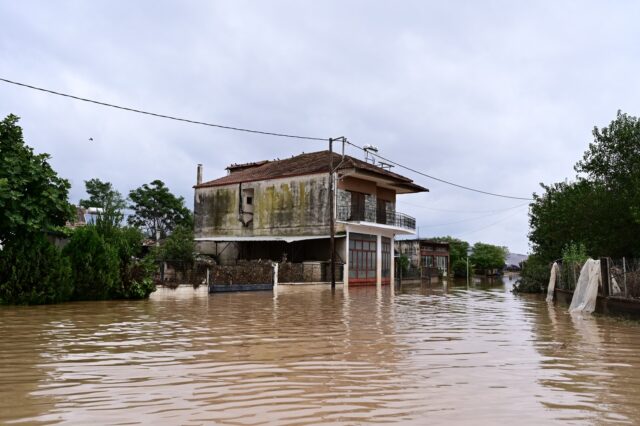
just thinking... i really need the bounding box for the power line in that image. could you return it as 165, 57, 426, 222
347, 140, 533, 201
416, 203, 529, 228
398, 200, 529, 214
0, 77, 328, 142
1, 77, 536, 201
456, 207, 527, 238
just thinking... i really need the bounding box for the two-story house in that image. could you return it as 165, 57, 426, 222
193, 150, 427, 285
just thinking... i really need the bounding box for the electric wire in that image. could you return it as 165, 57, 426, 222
455, 206, 528, 238
416, 202, 529, 228
1, 77, 536, 201
346, 140, 533, 201
398, 200, 530, 214
0, 77, 328, 141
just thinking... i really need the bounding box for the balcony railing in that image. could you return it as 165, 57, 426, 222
336, 205, 416, 231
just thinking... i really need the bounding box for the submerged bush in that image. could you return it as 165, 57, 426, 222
513, 254, 549, 293
0, 234, 73, 304
63, 226, 120, 300
120, 255, 156, 299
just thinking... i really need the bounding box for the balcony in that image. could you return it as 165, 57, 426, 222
336, 205, 416, 231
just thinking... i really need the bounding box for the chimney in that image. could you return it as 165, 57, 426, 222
197, 164, 203, 185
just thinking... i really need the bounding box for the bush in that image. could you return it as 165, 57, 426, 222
120, 256, 156, 299
0, 234, 73, 304
63, 226, 120, 300
513, 254, 549, 293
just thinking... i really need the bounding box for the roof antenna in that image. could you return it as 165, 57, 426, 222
363, 144, 378, 164
378, 161, 394, 171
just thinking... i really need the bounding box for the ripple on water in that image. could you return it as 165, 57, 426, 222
2, 281, 640, 424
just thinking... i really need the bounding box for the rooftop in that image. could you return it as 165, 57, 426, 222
195, 150, 428, 193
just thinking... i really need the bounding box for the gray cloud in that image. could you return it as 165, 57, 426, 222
2, 1, 640, 254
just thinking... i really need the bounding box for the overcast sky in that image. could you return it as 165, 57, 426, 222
2, 1, 639, 254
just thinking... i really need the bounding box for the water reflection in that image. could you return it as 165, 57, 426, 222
2, 278, 640, 424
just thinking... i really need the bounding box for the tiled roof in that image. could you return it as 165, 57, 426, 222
195, 150, 428, 193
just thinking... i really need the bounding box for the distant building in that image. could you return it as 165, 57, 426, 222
395, 239, 450, 278
193, 150, 427, 285
65, 206, 103, 229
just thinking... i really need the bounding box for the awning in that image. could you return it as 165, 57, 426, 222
195, 235, 345, 244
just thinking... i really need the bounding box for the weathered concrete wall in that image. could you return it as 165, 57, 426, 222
395, 240, 421, 268
365, 194, 377, 222
195, 173, 336, 239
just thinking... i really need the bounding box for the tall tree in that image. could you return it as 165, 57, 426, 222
128, 180, 192, 241
0, 114, 73, 243
469, 242, 508, 273
79, 178, 126, 229
575, 110, 640, 224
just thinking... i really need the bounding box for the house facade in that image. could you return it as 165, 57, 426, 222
193, 150, 427, 285
395, 239, 451, 278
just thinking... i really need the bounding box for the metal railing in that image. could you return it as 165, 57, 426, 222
336, 205, 416, 231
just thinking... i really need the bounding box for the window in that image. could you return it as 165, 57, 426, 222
349, 233, 377, 284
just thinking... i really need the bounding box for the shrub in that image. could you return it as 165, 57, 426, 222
63, 226, 120, 300
513, 254, 549, 293
120, 255, 156, 299
0, 234, 73, 304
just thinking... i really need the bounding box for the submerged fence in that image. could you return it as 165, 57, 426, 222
557, 257, 640, 299
154, 260, 344, 286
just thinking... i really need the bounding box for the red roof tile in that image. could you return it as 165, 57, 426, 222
195, 150, 428, 193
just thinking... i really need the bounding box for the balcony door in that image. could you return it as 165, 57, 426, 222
349, 191, 366, 221
376, 199, 387, 224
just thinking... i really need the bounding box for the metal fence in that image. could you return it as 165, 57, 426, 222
336, 206, 416, 230
610, 258, 640, 299
557, 258, 640, 299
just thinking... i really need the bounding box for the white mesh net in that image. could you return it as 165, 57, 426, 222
569, 259, 601, 314
546, 262, 559, 302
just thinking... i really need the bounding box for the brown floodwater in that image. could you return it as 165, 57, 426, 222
2, 277, 640, 425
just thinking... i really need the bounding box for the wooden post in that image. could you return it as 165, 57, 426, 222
600, 257, 610, 297
329, 138, 336, 289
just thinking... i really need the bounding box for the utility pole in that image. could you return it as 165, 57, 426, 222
329, 138, 336, 289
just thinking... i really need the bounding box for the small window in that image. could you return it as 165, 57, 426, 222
246, 196, 253, 205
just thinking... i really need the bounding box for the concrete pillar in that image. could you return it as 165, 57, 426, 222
390, 235, 395, 286
376, 234, 382, 285
344, 231, 350, 287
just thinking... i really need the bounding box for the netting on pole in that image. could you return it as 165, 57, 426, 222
569, 259, 601, 314
546, 262, 559, 302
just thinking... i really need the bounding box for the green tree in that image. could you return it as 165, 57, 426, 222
513, 254, 548, 294
0, 234, 73, 304
154, 225, 195, 264
522, 111, 640, 292
0, 114, 73, 243
469, 242, 508, 273
79, 178, 126, 229
63, 226, 120, 300
128, 180, 192, 241
105, 226, 156, 299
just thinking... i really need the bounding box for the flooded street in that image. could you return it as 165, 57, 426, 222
3, 278, 640, 425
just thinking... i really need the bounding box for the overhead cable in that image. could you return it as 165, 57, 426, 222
398, 200, 530, 214
0, 77, 328, 141
417, 203, 529, 228
1, 77, 535, 201
347, 140, 533, 201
